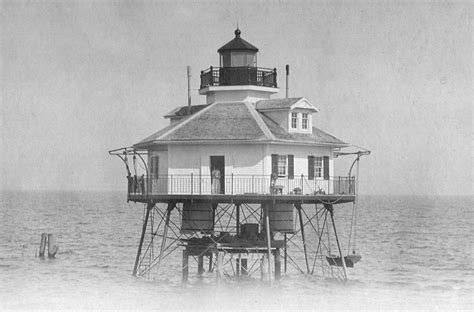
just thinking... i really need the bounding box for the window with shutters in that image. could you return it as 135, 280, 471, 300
150, 156, 159, 177
314, 156, 323, 178
278, 155, 287, 177
302, 113, 308, 129
291, 113, 298, 129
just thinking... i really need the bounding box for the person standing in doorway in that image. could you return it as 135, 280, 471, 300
211, 168, 221, 194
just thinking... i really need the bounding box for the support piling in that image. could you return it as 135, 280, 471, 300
296, 203, 311, 274
133, 202, 153, 276
264, 204, 273, 284
157, 203, 174, 273
327, 204, 348, 281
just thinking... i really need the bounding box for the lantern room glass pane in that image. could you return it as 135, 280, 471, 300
231, 52, 247, 67
220, 51, 257, 67
220, 52, 231, 67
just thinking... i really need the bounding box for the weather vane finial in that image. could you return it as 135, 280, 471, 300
234, 20, 241, 38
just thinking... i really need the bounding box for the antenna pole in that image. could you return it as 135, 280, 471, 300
187, 65, 191, 115
285, 64, 289, 98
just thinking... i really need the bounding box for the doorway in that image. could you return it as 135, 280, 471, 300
210, 156, 225, 194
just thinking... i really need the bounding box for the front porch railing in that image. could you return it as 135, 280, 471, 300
127, 174, 355, 197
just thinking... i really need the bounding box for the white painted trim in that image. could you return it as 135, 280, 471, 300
199, 85, 279, 95
148, 140, 349, 147
290, 97, 319, 112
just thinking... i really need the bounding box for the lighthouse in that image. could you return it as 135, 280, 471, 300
110, 29, 369, 283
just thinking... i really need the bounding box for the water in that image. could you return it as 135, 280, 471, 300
1, 191, 472, 310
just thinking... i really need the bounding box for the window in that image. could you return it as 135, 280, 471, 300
291, 113, 298, 129
302, 113, 308, 129
150, 156, 159, 177
278, 155, 287, 177
272, 154, 294, 179
314, 156, 323, 178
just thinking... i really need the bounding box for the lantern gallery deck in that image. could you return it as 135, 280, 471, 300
200, 66, 277, 89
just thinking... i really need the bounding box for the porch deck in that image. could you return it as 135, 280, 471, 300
128, 192, 355, 204
126, 174, 356, 204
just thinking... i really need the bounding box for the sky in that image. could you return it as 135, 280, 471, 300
1, 0, 472, 195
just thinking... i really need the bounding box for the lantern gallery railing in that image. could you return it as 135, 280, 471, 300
127, 174, 355, 197
200, 66, 277, 89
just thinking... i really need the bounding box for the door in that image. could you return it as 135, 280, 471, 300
210, 156, 225, 194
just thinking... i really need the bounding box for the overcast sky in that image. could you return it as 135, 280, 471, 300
1, 1, 471, 195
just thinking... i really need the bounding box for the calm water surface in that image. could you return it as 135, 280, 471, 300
1, 191, 472, 310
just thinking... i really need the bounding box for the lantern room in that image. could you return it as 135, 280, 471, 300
199, 28, 279, 104
218, 28, 258, 67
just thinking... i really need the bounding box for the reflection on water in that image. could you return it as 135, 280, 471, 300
0, 191, 472, 310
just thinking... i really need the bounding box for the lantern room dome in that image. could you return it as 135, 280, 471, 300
218, 29, 258, 68
217, 28, 259, 53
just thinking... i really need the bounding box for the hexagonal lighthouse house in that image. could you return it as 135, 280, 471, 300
110, 29, 369, 283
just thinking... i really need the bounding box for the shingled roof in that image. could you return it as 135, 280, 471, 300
134, 101, 347, 149
164, 104, 208, 118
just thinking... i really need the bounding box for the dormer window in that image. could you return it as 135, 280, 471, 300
291, 113, 298, 129
255, 97, 318, 134
302, 113, 309, 130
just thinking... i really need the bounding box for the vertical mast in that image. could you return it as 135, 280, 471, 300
187, 65, 191, 115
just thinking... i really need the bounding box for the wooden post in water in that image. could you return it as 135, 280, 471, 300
260, 254, 268, 281
216, 251, 223, 283
208, 254, 213, 272
182, 249, 189, 283
39, 233, 47, 258
274, 248, 281, 280
236, 203, 240, 277
47, 234, 59, 258
235, 258, 240, 277
198, 255, 204, 276
264, 203, 272, 284
284, 233, 287, 274
241, 258, 248, 276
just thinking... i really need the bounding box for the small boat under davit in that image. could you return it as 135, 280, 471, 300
326, 254, 362, 268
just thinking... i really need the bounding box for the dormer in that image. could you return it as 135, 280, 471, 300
255, 97, 319, 134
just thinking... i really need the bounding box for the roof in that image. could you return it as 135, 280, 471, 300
164, 105, 208, 118
255, 97, 319, 112
218, 29, 259, 53
134, 101, 347, 149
